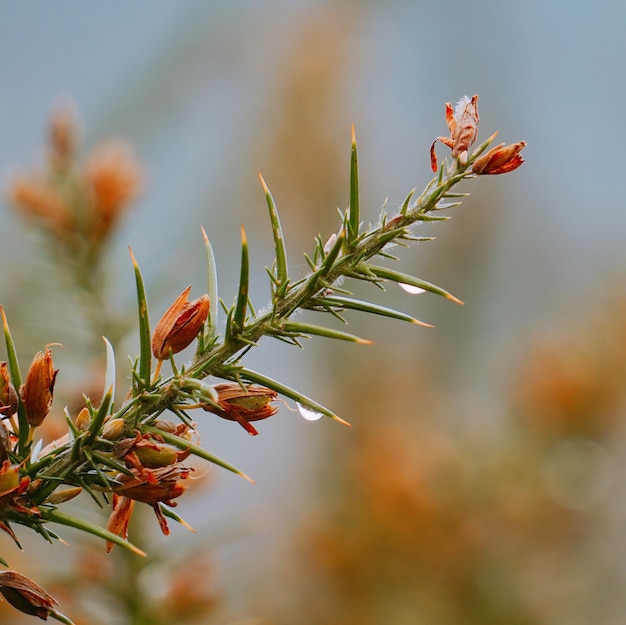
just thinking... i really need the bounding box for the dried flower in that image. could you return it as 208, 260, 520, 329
152, 286, 210, 360
20, 348, 58, 428
105, 495, 135, 553
430, 94, 479, 172
0, 362, 18, 418
106, 464, 192, 551
202, 383, 278, 436
471, 141, 526, 175
0, 570, 66, 621
112, 464, 191, 504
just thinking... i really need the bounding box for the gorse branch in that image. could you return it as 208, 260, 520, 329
0, 94, 524, 623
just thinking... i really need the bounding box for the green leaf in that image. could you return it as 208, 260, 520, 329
237, 367, 351, 427
281, 321, 373, 344
129, 248, 152, 390
233, 225, 249, 332
400, 188, 415, 216
365, 264, 464, 304
259, 172, 288, 288
201, 227, 219, 337
348, 125, 360, 245
310, 295, 433, 327
40, 507, 146, 556
141, 425, 255, 483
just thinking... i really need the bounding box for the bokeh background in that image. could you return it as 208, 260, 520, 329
1, 1, 626, 624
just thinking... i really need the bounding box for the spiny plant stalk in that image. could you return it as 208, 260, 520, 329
0, 94, 524, 623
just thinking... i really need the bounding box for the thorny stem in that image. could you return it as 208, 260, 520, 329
21, 161, 474, 492
189, 161, 473, 379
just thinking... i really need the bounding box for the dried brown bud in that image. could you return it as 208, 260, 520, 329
152, 286, 210, 360
0, 362, 18, 418
21, 348, 58, 427
0, 570, 61, 620
471, 141, 526, 175
203, 383, 278, 436
430, 94, 479, 172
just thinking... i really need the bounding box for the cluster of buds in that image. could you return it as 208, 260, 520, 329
6, 105, 142, 255
105, 425, 196, 550
430, 94, 525, 175
0, 349, 57, 547
0, 459, 36, 547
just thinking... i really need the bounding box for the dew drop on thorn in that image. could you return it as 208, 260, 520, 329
399, 283, 426, 295
297, 403, 324, 421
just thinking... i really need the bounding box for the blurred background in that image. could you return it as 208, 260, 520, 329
1, 1, 626, 623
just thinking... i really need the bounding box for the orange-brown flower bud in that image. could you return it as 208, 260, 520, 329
430, 94, 479, 172
48, 105, 79, 170
7, 175, 73, 236
471, 141, 526, 175
0, 362, 18, 418
0, 570, 61, 620
84, 138, 143, 243
152, 286, 210, 360
20, 348, 58, 427
203, 383, 278, 436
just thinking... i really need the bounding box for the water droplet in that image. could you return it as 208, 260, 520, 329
297, 403, 324, 421
399, 283, 425, 295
